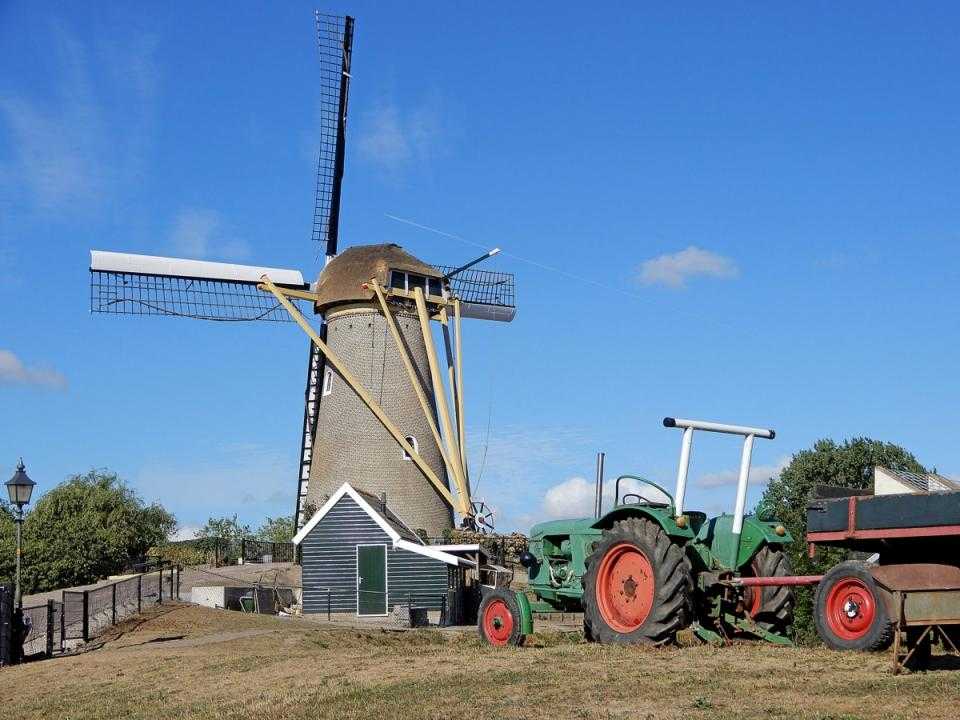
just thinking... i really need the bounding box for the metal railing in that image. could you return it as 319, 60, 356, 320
61, 565, 180, 643
160, 537, 297, 566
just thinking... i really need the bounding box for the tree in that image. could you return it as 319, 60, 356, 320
0, 469, 176, 594
197, 514, 251, 541
756, 437, 926, 643
256, 515, 295, 544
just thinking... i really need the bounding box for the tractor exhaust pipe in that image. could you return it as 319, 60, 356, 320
594, 452, 606, 519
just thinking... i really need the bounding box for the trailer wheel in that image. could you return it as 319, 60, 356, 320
814, 561, 894, 651
478, 589, 524, 647
583, 517, 691, 645
743, 545, 794, 634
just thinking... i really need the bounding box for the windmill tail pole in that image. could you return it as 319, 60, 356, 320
442, 248, 501, 280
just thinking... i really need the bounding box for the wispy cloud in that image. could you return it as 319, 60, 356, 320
0, 350, 67, 390
169, 208, 250, 261
469, 424, 592, 490
639, 246, 738, 288
136, 441, 294, 526
356, 94, 444, 175
0, 21, 158, 214
697, 456, 790, 489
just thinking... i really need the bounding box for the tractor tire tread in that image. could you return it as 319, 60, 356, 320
582, 516, 691, 646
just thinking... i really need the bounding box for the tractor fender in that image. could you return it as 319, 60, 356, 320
695, 515, 793, 570
592, 505, 696, 540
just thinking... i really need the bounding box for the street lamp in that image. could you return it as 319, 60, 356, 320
6, 459, 35, 609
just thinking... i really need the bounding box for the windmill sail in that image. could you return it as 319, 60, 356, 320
312, 13, 354, 257
89, 250, 308, 322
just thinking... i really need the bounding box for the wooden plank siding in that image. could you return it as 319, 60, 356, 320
300, 494, 447, 614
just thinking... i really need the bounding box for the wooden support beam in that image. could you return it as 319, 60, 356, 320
440, 307, 469, 493
259, 275, 456, 510
454, 299, 468, 488
413, 287, 471, 513
369, 280, 467, 515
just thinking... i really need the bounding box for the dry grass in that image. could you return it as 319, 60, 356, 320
2, 604, 958, 720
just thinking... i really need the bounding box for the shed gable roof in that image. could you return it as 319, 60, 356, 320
292, 483, 469, 567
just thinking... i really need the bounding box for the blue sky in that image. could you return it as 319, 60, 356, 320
1, 2, 958, 536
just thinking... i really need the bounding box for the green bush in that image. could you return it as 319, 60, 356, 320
0, 469, 176, 594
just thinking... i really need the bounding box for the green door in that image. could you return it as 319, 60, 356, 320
357, 544, 387, 615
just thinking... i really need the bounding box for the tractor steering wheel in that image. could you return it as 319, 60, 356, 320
613, 475, 675, 510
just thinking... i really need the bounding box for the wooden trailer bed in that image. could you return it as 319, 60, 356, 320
806, 490, 960, 555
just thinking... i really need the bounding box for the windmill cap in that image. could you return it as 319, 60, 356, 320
313, 243, 442, 314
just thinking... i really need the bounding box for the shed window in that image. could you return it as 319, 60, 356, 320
389, 271, 406, 290
428, 278, 442, 297
402, 435, 418, 460
322, 368, 333, 396
407, 274, 426, 293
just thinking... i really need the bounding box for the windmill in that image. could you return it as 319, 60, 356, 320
88, 13, 515, 538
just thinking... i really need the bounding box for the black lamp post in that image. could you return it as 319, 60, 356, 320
6, 459, 35, 609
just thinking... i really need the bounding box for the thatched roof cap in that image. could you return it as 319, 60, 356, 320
313, 243, 441, 313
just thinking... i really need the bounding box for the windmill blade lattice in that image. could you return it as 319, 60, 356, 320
312, 12, 354, 257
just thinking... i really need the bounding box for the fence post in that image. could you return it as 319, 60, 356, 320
137, 574, 142, 614
176, 566, 181, 601
59, 601, 65, 652
81, 591, 89, 642
158, 569, 163, 605
45, 599, 54, 657
111, 583, 117, 625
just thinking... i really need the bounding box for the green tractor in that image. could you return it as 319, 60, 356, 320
478, 417, 800, 647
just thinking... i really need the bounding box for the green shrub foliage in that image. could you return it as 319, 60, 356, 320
0, 469, 176, 594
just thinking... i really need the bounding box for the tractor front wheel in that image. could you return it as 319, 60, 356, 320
478, 588, 525, 647
814, 561, 894, 651
583, 517, 691, 645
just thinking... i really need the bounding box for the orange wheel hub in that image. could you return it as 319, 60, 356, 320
596, 542, 655, 633
482, 599, 514, 646
825, 578, 876, 640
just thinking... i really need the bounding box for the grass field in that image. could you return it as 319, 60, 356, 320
2, 604, 958, 720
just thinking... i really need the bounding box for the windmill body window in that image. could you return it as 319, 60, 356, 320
402, 436, 418, 460
388, 270, 443, 298
322, 368, 333, 397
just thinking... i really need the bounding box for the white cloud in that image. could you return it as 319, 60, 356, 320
356, 95, 443, 174
697, 456, 790, 489
169, 208, 250, 261
542, 475, 671, 520
639, 246, 738, 288
0, 350, 67, 390
169, 525, 202, 541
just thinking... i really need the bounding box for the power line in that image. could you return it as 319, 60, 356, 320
385, 214, 644, 301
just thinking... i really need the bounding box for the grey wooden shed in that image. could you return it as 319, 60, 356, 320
293, 483, 477, 616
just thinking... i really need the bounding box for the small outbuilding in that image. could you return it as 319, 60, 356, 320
293, 483, 480, 617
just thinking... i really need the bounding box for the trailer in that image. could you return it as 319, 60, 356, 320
806, 489, 960, 672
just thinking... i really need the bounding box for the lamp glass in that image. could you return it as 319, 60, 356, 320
6, 462, 35, 507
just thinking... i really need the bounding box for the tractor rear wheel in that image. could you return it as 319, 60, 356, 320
582, 517, 692, 645
743, 545, 794, 635
814, 561, 895, 651
478, 588, 525, 647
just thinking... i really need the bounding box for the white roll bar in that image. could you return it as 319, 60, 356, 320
663, 416, 777, 568
663, 417, 775, 440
